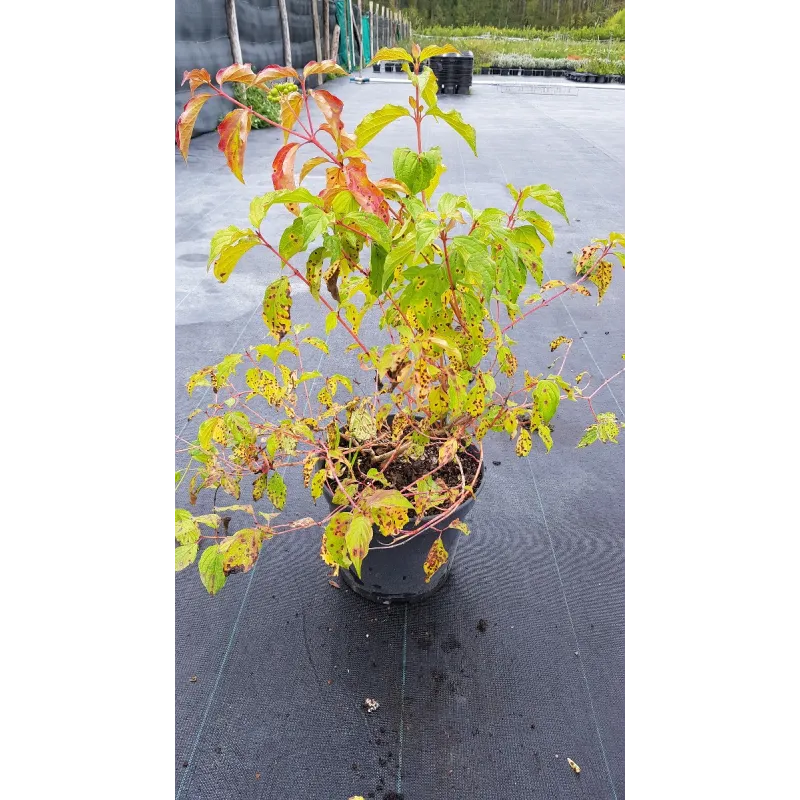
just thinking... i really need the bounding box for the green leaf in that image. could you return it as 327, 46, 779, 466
342, 212, 392, 250
325, 311, 338, 334
354, 104, 412, 148
415, 216, 440, 256
423, 162, 447, 203
418, 66, 439, 109
175, 509, 200, 545
209, 233, 260, 283
384, 238, 415, 278
517, 209, 555, 246
266, 472, 287, 510
175, 543, 199, 572
262, 276, 292, 341
426, 106, 477, 156
249, 188, 322, 227
300, 205, 331, 246
346, 514, 373, 579
419, 44, 459, 62
519, 184, 569, 223
279, 217, 306, 261
366, 489, 414, 510
198, 545, 227, 595
367, 47, 413, 66
302, 336, 328, 355
392, 147, 442, 195
533, 380, 560, 424
511, 225, 545, 257
369, 242, 387, 296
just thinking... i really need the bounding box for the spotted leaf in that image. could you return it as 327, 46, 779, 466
219, 528, 265, 575
262, 277, 292, 341
344, 161, 390, 223
321, 512, 352, 568
423, 537, 449, 583
266, 473, 287, 510
588, 260, 613, 303
549, 336, 573, 352
516, 428, 532, 457
310, 468, 326, 502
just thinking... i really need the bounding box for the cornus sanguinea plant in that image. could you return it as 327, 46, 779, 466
174, 44, 625, 596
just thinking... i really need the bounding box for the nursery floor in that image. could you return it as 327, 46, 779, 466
175, 77, 625, 800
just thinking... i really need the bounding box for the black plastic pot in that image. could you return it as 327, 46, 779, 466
480, 67, 490, 75
372, 63, 381, 73
543, 69, 552, 77
522, 68, 533, 76
322, 445, 486, 604
587, 74, 597, 83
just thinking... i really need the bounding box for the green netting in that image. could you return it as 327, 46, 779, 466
362, 15, 371, 63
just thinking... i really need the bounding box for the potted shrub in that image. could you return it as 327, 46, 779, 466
175, 45, 625, 603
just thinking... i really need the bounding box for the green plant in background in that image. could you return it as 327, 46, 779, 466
230, 81, 300, 130
175, 47, 625, 595
606, 9, 625, 39
231, 85, 279, 129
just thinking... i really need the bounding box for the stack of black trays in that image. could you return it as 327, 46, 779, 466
426, 51, 473, 95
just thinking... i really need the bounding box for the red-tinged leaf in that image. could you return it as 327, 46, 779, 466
280, 93, 304, 143
252, 64, 299, 87
272, 143, 302, 198
181, 68, 211, 94
309, 89, 344, 131
176, 94, 214, 160
215, 63, 256, 86
344, 162, 390, 223
304, 60, 348, 78
217, 108, 252, 182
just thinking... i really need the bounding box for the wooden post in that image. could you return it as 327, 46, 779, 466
348, 0, 357, 71
358, 0, 364, 73
323, 0, 330, 60
277, 0, 292, 68
331, 25, 340, 68
311, 0, 323, 85
225, 0, 243, 65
